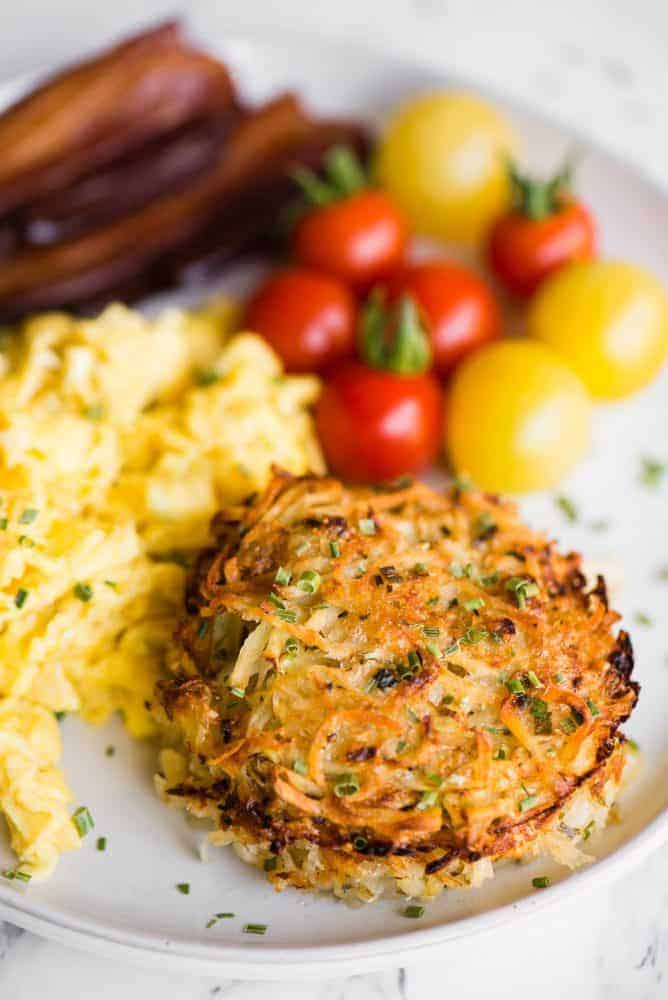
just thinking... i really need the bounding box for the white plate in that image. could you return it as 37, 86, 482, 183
1, 31, 668, 981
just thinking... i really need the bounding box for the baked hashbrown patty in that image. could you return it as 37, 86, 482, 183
156, 472, 638, 899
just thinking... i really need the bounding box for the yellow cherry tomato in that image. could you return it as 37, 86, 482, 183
375, 91, 517, 244
446, 340, 591, 492
528, 260, 668, 400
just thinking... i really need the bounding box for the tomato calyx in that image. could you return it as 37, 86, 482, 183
358, 290, 432, 375
292, 145, 369, 207
508, 160, 574, 221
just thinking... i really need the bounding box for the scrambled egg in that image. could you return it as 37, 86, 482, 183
0, 301, 323, 877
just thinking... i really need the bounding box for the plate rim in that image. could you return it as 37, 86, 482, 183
2, 26, 668, 978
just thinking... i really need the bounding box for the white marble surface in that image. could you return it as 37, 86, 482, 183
1, 0, 668, 996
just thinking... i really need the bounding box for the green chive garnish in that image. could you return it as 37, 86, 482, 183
506, 678, 525, 696
403, 905, 425, 918
263, 857, 277, 872
18, 508, 39, 525
0, 518, 8, 530
194, 369, 220, 387
275, 608, 297, 623
74, 582, 93, 603
96, 837, 107, 852
274, 566, 292, 586
417, 790, 438, 810
268, 592, 285, 609
464, 597, 485, 612
333, 772, 360, 797
555, 495, 578, 522
640, 456, 666, 488
284, 637, 299, 656
230, 686, 245, 699
84, 403, 105, 421
293, 758, 308, 775
14, 588, 29, 608
329, 540, 341, 558
518, 794, 538, 813
532, 875, 551, 889
72, 806, 94, 837
358, 518, 376, 536
243, 923, 268, 935
297, 569, 321, 594
3, 868, 31, 883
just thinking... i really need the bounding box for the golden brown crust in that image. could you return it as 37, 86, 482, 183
157, 472, 638, 886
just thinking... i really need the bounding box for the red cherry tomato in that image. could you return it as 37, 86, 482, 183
386, 261, 502, 376
245, 268, 357, 373
487, 163, 596, 297
315, 362, 443, 482
292, 190, 408, 290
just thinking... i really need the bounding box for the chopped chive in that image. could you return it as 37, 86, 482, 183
194, 368, 220, 387
408, 650, 421, 669
274, 566, 292, 586
444, 641, 460, 656
96, 837, 107, 852
352, 835, 368, 851
2, 868, 31, 883
425, 773, 442, 786
422, 626, 440, 638
18, 508, 39, 525
295, 541, 310, 557
14, 588, 29, 608
293, 758, 308, 775
555, 495, 578, 522
464, 597, 485, 612
297, 569, 321, 594
590, 519, 610, 533
329, 540, 341, 558
358, 518, 376, 536
626, 738, 640, 752
461, 627, 488, 645
411, 562, 429, 577
406, 706, 420, 723
267, 592, 285, 609
403, 905, 425, 918
73, 582, 93, 603
640, 456, 666, 488
552, 673, 565, 684
243, 923, 267, 935
275, 608, 297, 623
18, 535, 34, 547
532, 875, 551, 889
518, 794, 538, 813
84, 403, 105, 421
333, 772, 360, 797
216, 913, 234, 919
480, 572, 499, 586
176, 883, 190, 894
105, 745, 115, 757
425, 642, 441, 660
72, 805, 94, 837
417, 790, 438, 810
505, 577, 539, 610
263, 857, 277, 872
230, 686, 245, 700
54, 711, 67, 722
284, 636, 299, 656
526, 670, 542, 689
104, 579, 118, 591
427, 595, 439, 606
634, 611, 653, 627
493, 747, 507, 761
582, 820, 595, 841
586, 698, 600, 717
506, 678, 525, 696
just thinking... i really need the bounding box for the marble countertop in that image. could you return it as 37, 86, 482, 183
1, 0, 667, 996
